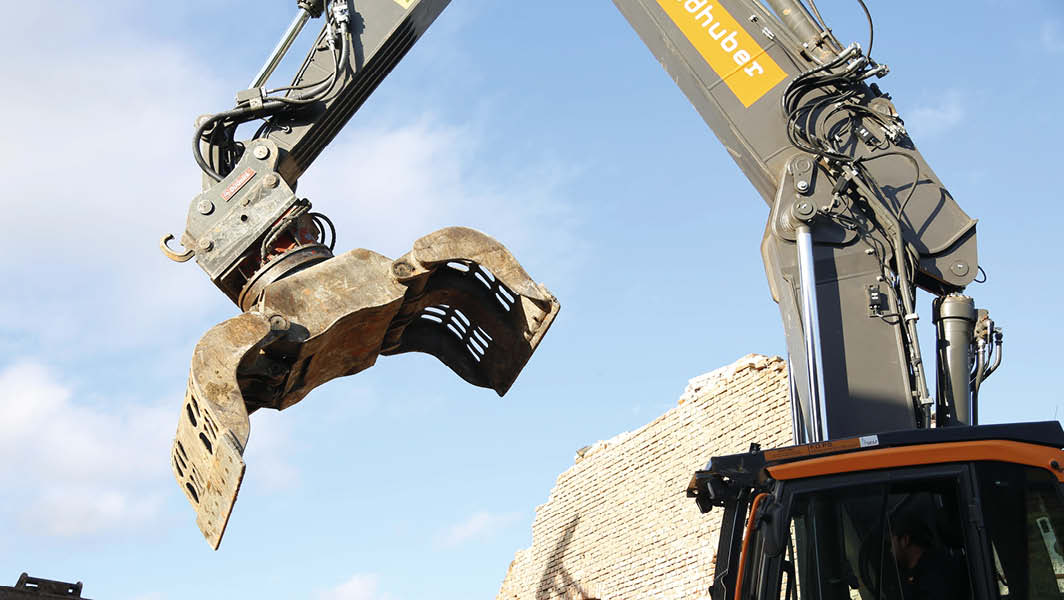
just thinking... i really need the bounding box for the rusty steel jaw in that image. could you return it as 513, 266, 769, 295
172, 227, 558, 549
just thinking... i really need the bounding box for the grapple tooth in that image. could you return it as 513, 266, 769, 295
174, 228, 557, 548
172, 312, 271, 549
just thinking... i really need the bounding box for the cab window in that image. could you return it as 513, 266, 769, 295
762, 476, 971, 600
975, 462, 1064, 598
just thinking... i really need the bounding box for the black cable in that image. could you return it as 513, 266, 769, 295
194, 101, 287, 181
838, 197, 903, 327
260, 200, 311, 260
852, 168, 932, 408
826, 105, 891, 152
267, 41, 340, 105
195, 113, 236, 182
785, 80, 842, 143
971, 343, 986, 416
310, 212, 336, 250
266, 22, 350, 106
780, 49, 877, 164
249, 21, 353, 143
196, 10, 355, 180
855, 0, 874, 60
985, 333, 1003, 378
313, 28, 351, 104
855, 152, 921, 219
266, 40, 339, 94
780, 52, 855, 114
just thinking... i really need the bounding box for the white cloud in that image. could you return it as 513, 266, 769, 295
316, 574, 390, 600
904, 91, 965, 139
0, 360, 297, 538
305, 117, 584, 279
436, 510, 521, 547
0, 362, 172, 537
1043, 21, 1064, 54
0, 3, 231, 358
24, 489, 165, 538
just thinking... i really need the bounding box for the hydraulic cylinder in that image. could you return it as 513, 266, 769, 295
934, 294, 977, 425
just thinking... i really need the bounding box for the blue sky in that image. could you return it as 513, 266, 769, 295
1, 1, 1063, 598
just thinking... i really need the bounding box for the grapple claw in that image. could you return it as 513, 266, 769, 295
385, 227, 559, 394
174, 227, 558, 548
172, 312, 271, 549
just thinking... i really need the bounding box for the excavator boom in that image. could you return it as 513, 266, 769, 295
613, 0, 985, 440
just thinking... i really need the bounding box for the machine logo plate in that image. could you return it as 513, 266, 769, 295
656, 0, 787, 107
221, 167, 256, 202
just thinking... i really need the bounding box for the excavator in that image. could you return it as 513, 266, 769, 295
606, 1, 1064, 599
161, 0, 1064, 598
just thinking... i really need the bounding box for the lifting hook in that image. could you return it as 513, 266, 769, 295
160, 234, 195, 262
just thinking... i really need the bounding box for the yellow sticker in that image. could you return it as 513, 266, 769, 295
656, 0, 787, 107
394, 0, 413, 8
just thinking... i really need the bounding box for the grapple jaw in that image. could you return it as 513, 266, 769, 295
382, 227, 558, 395
172, 227, 558, 548
172, 312, 266, 549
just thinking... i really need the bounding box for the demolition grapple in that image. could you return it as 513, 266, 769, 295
161, 0, 557, 548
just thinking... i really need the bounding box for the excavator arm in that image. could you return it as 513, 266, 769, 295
612, 4, 1019, 599
612, 0, 995, 441
163, 0, 558, 548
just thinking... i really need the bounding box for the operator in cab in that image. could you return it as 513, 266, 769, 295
890, 510, 968, 600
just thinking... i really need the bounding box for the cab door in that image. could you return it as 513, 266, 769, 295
743, 464, 992, 600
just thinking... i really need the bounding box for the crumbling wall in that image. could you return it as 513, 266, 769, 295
496, 354, 791, 600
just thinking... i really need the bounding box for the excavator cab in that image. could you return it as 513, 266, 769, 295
689, 422, 1064, 600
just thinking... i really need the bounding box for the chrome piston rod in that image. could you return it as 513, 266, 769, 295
787, 357, 805, 444
796, 224, 829, 441
250, 7, 314, 89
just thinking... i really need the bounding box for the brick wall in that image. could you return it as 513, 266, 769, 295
496, 354, 792, 600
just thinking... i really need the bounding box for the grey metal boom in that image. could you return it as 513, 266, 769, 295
612, 0, 982, 439
263, 0, 452, 184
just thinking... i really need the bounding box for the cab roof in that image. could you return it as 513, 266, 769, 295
686, 421, 1064, 512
